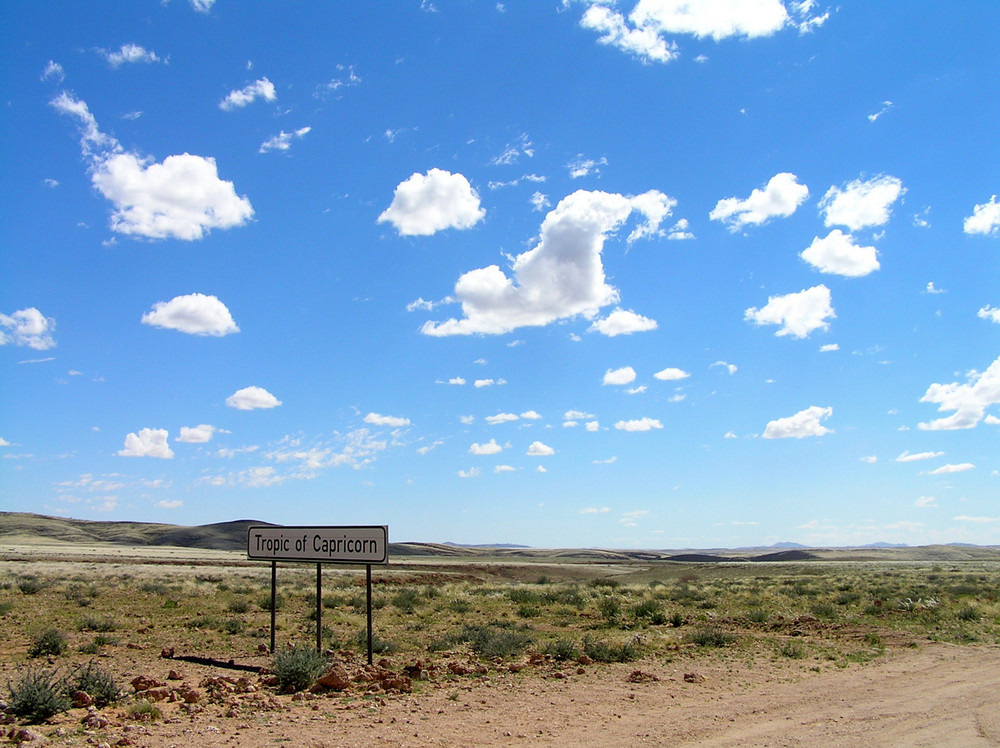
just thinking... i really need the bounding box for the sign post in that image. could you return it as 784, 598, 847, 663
248, 525, 388, 664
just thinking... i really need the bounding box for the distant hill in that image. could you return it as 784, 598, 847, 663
1, 512, 998, 562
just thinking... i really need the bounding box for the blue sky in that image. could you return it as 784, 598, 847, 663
2, 1, 998, 549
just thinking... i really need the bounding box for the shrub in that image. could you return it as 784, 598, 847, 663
581, 634, 638, 663
669, 611, 685, 628
543, 638, 579, 662
508, 587, 540, 605
272, 645, 328, 692
596, 595, 621, 622
689, 627, 737, 648
747, 608, 769, 624
454, 623, 531, 659
68, 661, 120, 707
227, 598, 250, 614
0, 600, 13, 616
220, 618, 244, 634
957, 605, 979, 622
355, 629, 395, 654
28, 628, 67, 657
77, 615, 117, 632
127, 699, 162, 722
779, 640, 805, 659
259, 592, 284, 611
17, 577, 43, 595
632, 599, 662, 621
7, 668, 71, 723
392, 588, 421, 614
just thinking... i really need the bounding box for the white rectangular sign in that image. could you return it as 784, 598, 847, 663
247, 525, 388, 564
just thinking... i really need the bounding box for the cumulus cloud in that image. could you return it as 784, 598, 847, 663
226, 386, 282, 410
99, 43, 162, 67
526, 441, 555, 456
615, 417, 663, 432
52, 92, 254, 241
964, 195, 1000, 236
141, 293, 239, 336
219, 78, 276, 110
259, 127, 311, 153
469, 439, 503, 455
914, 496, 936, 507
377, 169, 485, 236
745, 285, 835, 338
603, 366, 637, 386
589, 308, 658, 336
709, 172, 809, 230
91, 152, 254, 240
820, 175, 905, 230
630, 0, 796, 40
364, 413, 411, 427
918, 356, 1000, 430
119, 427, 174, 458
177, 424, 217, 443
579, 4, 678, 64
800, 230, 880, 277
978, 306, 1000, 324
763, 405, 833, 439
895, 450, 944, 462
421, 189, 672, 336
654, 367, 690, 381
42, 60, 64, 82
0, 308, 57, 350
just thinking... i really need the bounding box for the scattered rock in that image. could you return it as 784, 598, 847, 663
82, 707, 110, 729
683, 672, 704, 684
167, 670, 183, 681
8, 727, 41, 743
627, 670, 659, 683
71, 689, 94, 707
160, 647, 174, 659
130, 675, 166, 693
316, 664, 351, 692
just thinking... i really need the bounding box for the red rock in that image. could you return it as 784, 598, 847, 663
316, 664, 351, 691
130, 675, 166, 692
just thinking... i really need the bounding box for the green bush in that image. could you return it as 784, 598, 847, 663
17, 577, 44, 595
779, 640, 805, 659
77, 615, 117, 632
454, 623, 531, 659
68, 661, 120, 707
272, 645, 328, 692
957, 605, 979, 622
747, 608, 769, 624
7, 668, 71, 723
689, 626, 737, 648
127, 699, 162, 722
227, 598, 250, 614
28, 628, 67, 657
543, 638, 580, 662
0, 600, 13, 616
581, 634, 638, 663
392, 588, 422, 613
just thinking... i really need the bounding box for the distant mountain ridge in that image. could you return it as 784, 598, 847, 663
2, 512, 998, 562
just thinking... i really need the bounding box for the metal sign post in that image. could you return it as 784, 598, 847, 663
248, 525, 388, 661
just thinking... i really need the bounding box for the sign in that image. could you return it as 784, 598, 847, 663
247, 525, 388, 564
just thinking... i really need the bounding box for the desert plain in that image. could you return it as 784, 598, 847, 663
1, 517, 999, 746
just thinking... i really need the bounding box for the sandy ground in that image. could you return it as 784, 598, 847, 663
22, 641, 997, 747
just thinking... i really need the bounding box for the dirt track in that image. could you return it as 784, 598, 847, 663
45, 642, 996, 747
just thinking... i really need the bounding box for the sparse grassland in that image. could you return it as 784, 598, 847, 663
0, 544, 998, 739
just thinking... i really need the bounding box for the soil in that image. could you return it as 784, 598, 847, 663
20, 642, 1000, 747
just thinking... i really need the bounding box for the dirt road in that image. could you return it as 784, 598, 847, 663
56, 642, 997, 747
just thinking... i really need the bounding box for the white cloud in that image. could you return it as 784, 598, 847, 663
918, 356, 1000, 430
614, 417, 663, 432
631, 0, 793, 40
0, 438, 10, 447
977, 306, 1000, 324
490, 133, 534, 165
579, 4, 679, 64
219, 78, 276, 111
589, 308, 658, 336
447, 377, 466, 385
177, 424, 217, 443
820, 175, 905, 230
378, 169, 485, 236
963, 195, 1000, 236
763, 405, 833, 439
0, 308, 57, 350
925, 282, 945, 294
141, 293, 239, 336
565, 410, 593, 420
895, 450, 944, 462
364, 412, 411, 427
860, 455, 877, 463
654, 367, 690, 381
603, 366, 637, 386
42, 60, 64, 82
226, 386, 282, 410
586, 421, 600, 432
92, 152, 254, 240
709, 172, 809, 230
914, 496, 936, 507
100, 43, 162, 67
119, 428, 174, 458
567, 155, 608, 178
581, 506, 610, 514
630, 385, 649, 395
527, 441, 555, 456
867, 100, 893, 122
711, 361, 738, 375
820, 343, 839, 352
953, 515, 1000, 524
521, 410, 542, 420
530, 191, 551, 212
667, 218, 694, 240
474, 378, 506, 388
469, 439, 503, 456
259, 127, 311, 153
156, 500, 183, 509
494, 465, 517, 473
421, 190, 671, 336
800, 230, 880, 277
190, 0, 215, 11
745, 284, 834, 338
487, 412, 520, 425
926, 463, 974, 475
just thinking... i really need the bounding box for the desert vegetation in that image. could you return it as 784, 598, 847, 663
0, 545, 998, 742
